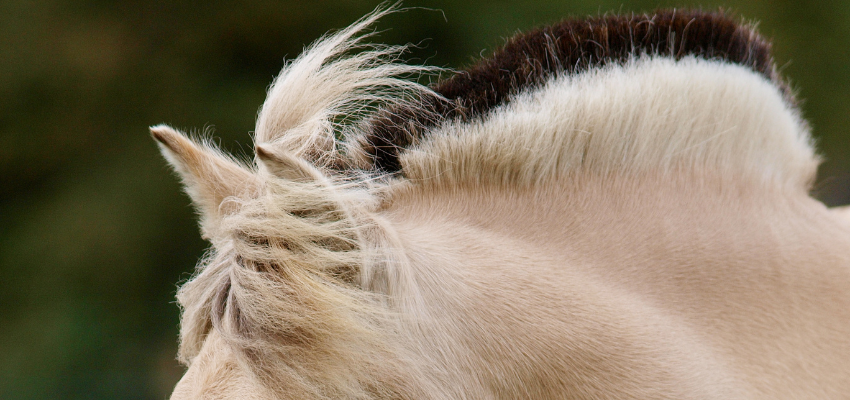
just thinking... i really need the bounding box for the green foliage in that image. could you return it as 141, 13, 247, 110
1, 1, 848, 398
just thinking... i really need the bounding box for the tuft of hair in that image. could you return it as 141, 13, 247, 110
158, 5, 438, 398
253, 3, 444, 171
175, 175, 418, 398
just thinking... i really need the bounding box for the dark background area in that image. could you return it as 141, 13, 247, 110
1, 0, 848, 398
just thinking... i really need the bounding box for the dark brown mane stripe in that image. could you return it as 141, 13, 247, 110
358, 10, 784, 173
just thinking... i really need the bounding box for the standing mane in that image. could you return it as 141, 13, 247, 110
355, 10, 793, 173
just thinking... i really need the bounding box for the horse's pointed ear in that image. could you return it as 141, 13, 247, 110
151, 125, 258, 222
255, 144, 326, 183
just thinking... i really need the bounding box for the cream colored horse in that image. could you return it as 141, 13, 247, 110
154, 8, 850, 399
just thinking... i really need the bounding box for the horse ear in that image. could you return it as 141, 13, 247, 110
254, 144, 327, 183
151, 125, 258, 222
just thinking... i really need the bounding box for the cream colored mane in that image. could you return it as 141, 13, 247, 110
154, 6, 850, 400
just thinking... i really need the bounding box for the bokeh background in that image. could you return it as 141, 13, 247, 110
2, 0, 848, 398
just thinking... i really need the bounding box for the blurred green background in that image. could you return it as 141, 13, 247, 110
1, 0, 848, 398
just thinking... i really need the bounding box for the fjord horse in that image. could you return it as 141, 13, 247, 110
154, 8, 850, 399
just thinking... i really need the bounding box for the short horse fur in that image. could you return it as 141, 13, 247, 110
153, 7, 850, 399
